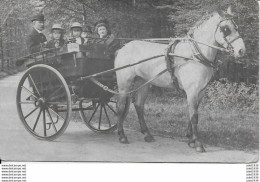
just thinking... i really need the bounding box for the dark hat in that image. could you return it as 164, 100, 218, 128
31, 14, 44, 22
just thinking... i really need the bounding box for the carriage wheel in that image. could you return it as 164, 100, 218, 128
16, 64, 71, 140
79, 97, 118, 133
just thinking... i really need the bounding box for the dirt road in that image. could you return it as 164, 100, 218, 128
0, 72, 258, 162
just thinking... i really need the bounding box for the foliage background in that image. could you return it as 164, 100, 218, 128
0, 0, 258, 82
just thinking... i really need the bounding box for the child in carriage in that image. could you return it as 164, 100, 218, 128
68, 22, 85, 45
47, 24, 65, 49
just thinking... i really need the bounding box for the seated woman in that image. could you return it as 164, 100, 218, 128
93, 20, 120, 58
47, 24, 65, 49
69, 22, 85, 45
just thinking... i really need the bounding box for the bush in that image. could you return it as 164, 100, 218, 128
201, 79, 259, 113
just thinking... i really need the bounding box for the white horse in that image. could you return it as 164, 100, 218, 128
114, 7, 246, 152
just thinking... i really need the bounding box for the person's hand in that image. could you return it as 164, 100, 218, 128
41, 42, 48, 48
67, 37, 76, 43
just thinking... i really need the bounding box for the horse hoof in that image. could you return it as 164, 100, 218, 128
144, 135, 155, 143
196, 146, 206, 153
119, 137, 129, 144
188, 142, 196, 148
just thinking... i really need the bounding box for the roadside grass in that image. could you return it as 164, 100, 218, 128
73, 81, 258, 152
123, 93, 259, 152
73, 92, 258, 151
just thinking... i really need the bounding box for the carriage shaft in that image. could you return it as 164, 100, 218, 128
80, 53, 198, 81
80, 55, 165, 80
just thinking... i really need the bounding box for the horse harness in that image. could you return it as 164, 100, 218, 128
90, 17, 241, 96
164, 16, 240, 90
164, 39, 182, 92
164, 36, 212, 93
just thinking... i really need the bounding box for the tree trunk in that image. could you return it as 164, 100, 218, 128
82, 4, 87, 26
0, 28, 4, 71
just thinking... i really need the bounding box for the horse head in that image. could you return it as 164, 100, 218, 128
215, 6, 246, 58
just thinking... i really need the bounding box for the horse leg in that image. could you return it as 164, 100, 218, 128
116, 71, 133, 144
185, 89, 205, 139
185, 122, 193, 139
133, 80, 155, 142
186, 90, 206, 152
117, 94, 131, 144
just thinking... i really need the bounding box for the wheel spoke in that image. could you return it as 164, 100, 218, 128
24, 107, 39, 119
47, 71, 52, 98
98, 104, 103, 130
21, 86, 39, 100
105, 103, 117, 115
46, 108, 58, 133
43, 109, 47, 136
19, 101, 35, 104
46, 85, 63, 101
28, 74, 41, 97
33, 108, 42, 131
48, 106, 65, 122
88, 103, 100, 123
103, 104, 111, 128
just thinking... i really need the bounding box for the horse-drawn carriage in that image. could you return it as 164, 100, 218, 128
16, 43, 119, 140
16, 6, 246, 152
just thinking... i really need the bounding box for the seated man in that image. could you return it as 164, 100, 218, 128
47, 24, 65, 49
93, 19, 120, 58
27, 14, 47, 54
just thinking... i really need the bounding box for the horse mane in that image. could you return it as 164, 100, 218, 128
188, 11, 219, 35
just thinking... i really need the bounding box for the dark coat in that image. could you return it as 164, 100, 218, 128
93, 34, 120, 57
27, 28, 47, 54
47, 39, 65, 49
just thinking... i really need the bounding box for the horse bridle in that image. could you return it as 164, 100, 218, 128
185, 16, 242, 67
214, 17, 242, 53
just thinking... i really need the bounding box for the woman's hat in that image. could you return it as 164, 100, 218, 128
51, 24, 65, 31
94, 19, 110, 33
70, 22, 83, 29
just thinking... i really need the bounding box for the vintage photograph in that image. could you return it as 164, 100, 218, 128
0, 0, 258, 162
